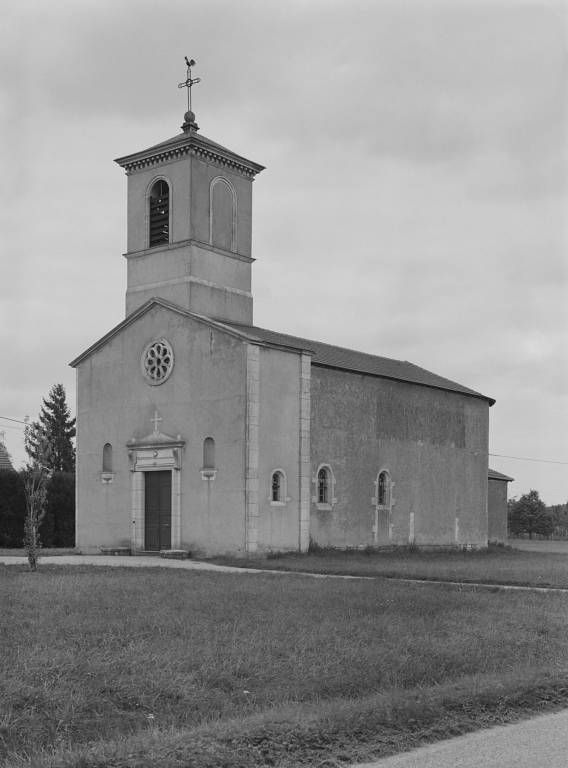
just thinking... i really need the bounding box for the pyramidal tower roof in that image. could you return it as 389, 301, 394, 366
114, 109, 264, 178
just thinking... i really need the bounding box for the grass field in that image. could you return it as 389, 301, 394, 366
209, 545, 568, 588
2, 562, 568, 767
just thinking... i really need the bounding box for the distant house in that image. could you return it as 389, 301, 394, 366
0, 434, 14, 473
488, 468, 514, 543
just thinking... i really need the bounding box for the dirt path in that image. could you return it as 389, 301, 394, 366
3, 554, 568, 593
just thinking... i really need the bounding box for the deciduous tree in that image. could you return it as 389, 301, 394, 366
508, 490, 554, 539
22, 434, 53, 571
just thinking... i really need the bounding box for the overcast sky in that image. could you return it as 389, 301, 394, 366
2, 0, 567, 503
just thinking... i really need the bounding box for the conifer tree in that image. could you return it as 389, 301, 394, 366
25, 384, 76, 472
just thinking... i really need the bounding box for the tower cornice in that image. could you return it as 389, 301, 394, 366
115, 131, 265, 178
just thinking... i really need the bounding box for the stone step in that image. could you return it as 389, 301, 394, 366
160, 549, 191, 560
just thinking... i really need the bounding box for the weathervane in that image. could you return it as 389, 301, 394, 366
178, 56, 201, 113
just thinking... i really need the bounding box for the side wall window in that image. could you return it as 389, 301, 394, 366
317, 467, 330, 504
314, 464, 336, 508
270, 470, 287, 503
149, 179, 170, 247
102, 443, 113, 473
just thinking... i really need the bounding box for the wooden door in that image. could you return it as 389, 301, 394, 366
144, 471, 172, 551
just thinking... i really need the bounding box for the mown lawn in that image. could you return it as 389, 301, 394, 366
2, 564, 568, 767
209, 546, 568, 588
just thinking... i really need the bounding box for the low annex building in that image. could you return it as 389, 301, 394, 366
71, 105, 495, 556
487, 468, 514, 544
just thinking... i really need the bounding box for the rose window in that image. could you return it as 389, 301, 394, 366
141, 339, 174, 385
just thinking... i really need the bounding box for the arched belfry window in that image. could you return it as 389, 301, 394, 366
149, 179, 170, 247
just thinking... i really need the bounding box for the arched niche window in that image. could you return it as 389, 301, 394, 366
102, 443, 113, 473
209, 176, 236, 252
149, 179, 170, 247
377, 470, 391, 507
270, 470, 287, 504
101, 443, 114, 483
203, 437, 215, 469
201, 437, 216, 479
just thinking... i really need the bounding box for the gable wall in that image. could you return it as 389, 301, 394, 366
75, 306, 247, 555
310, 366, 489, 548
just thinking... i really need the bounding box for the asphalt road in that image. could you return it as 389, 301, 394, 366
352, 709, 568, 768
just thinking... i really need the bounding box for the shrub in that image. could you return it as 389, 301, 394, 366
0, 470, 26, 546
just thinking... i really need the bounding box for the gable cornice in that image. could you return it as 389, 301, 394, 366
69, 298, 311, 368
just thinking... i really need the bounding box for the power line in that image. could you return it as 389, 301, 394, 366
0, 416, 28, 425
489, 452, 568, 466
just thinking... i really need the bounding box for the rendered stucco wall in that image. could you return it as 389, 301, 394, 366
75, 305, 247, 555
488, 478, 509, 543
256, 346, 302, 551
309, 367, 489, 548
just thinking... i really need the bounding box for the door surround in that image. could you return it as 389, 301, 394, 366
127, 431, 185, 552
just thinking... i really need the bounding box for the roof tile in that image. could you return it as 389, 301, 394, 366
225, 322, 495, 405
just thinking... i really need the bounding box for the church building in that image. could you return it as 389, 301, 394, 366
71, 102, 495, 556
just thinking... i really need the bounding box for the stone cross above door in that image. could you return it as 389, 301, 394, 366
151, 410, 162, 434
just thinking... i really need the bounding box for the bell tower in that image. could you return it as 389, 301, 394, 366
115, 73, 264, 324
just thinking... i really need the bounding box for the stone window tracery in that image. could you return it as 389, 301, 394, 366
141, 339, 174, 385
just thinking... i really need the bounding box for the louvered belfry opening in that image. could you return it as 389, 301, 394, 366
149, 180, 170, 247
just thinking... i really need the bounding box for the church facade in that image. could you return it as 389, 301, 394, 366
71, 109, 495, 556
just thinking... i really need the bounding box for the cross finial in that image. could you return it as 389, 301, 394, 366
151, 410, 162, 434
178, 56, 201, 113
